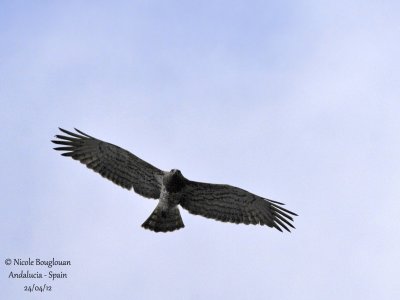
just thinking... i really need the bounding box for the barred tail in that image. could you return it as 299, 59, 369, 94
142, 205, 185, 233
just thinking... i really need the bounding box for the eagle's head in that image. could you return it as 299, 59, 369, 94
164, 169, 186, 193
170, 169, 182, 175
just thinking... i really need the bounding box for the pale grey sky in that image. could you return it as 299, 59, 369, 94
1, 1, 400, 299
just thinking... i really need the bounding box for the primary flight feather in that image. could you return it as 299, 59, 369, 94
52, 128, 297, 233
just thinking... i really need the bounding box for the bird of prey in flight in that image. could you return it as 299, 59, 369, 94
52, 128, 297, 233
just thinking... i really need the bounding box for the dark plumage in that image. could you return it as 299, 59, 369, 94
52, 128, 297, 233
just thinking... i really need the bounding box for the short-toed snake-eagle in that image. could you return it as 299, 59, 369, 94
52, 128, 297, 233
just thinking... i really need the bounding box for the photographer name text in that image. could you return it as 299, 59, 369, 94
8, 258, 71, 268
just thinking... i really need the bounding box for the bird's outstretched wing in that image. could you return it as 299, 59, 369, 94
180, 181, 297, 232
52, 128, 165, 199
